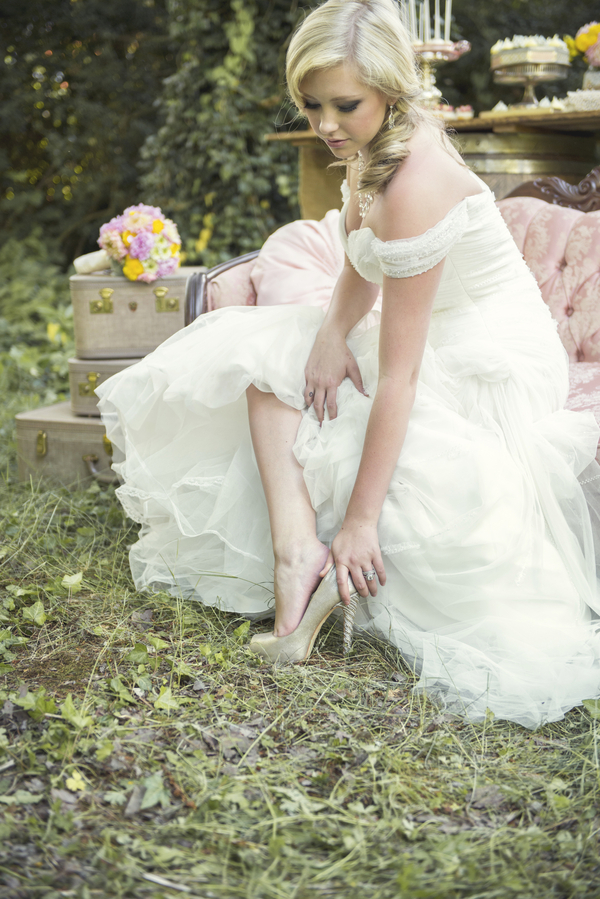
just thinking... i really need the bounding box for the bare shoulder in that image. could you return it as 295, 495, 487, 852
374, 125, 483, 242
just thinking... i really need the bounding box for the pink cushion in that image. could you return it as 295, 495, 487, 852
497, 198, 600, 363
251, 209, 347, 310
207, 261, 257, 312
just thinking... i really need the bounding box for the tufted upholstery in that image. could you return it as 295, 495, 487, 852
496, 198, 600, 363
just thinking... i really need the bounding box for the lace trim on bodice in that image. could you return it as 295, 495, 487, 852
339, 179, 487, 280
370, 202, 469, 278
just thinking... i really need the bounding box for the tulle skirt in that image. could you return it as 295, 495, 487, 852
98, 290, 600, 729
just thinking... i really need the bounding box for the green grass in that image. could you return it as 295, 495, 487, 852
1, 392, 600, 899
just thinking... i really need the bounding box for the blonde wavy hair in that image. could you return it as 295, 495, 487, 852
286, 0, 442, 199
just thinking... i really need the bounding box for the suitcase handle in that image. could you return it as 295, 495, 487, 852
82, 453, 119, 485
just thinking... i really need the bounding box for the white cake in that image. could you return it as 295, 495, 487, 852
490, 35, 569, 69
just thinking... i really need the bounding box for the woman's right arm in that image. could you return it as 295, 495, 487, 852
304, 256, 379, 422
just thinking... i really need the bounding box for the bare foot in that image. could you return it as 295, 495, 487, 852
272, 540, 330, 636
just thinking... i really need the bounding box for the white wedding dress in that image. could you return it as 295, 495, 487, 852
97, 180, 600, 728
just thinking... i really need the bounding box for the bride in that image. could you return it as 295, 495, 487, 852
98, 0, 600, 728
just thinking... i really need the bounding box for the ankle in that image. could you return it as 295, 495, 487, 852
273, 537, 324, 567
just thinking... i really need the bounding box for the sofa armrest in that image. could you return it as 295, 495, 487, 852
185, 250, 260, 325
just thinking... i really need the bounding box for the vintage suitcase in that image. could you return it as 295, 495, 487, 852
68, 356, 138, 417
15, 402, 119, 487
70, 266, 205, 359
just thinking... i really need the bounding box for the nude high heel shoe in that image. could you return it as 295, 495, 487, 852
249, 565, 360, 663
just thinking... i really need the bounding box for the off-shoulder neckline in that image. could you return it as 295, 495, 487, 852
341, 182, 491, 245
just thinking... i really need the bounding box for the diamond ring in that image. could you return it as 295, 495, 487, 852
362, 569, 376, 581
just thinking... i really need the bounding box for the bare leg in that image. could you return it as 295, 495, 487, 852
247, 385, 329, 636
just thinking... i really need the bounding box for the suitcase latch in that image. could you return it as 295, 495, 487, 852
154, 286, 179, 313
79, 371, 101, 396
90, 287, 114, 314
36, 430, 47, 457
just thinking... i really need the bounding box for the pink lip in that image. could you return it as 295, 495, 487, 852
325, 138, 348, 148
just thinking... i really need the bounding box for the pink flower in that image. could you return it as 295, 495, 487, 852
156, 258, 178, 279
137, 271, 156, 283
585, 39, 600, 67
128, 231, 155, 260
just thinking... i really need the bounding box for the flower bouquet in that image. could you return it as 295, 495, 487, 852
98, 204, 181, 283
565, 22, 600, 67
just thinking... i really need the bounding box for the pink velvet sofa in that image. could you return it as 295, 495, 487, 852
184, 172, 600, 441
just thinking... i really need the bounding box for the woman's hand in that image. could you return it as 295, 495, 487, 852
322, 519, 386, 604
304, 327, 366, 423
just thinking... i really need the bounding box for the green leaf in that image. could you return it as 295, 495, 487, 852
21, 600, 46, 626
147, 634, 169, 651
125, 642, 150, 665
140, 771, 170, 810
76, 527, 95, 537
13, 687, 57, 721
103, 790, 128, 806
62, 572, 83, 594
169, 657, 195, 679
95, 739, 114, 761
109, 677, 136, 705
135, 674, 152, 692
233, 620, 250, 640
583, 699, 600, 719
154, 686, 180, 711
0, 790, 44, 805
60, 693, 94, 729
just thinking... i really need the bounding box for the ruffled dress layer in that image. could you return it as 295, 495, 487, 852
97, 182, 600, 729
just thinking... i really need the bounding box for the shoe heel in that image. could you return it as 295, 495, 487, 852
343, 592, 359, 655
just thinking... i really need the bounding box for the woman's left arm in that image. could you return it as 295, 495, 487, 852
329, 258, 445, 601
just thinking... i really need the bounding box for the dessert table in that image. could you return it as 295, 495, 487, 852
266, 110, 600, 219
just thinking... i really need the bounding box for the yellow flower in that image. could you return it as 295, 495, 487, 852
564, 35, 579, 59
122, 229, 135, 247
171, 242, 180, 256
123, 255, 144, 281
65, 769, 86, 792
152, 219, 164, 233
576, 32, 596, 51
576, 23, 600, 52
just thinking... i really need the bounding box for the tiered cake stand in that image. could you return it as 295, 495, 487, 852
491, 48, 570, 107
415, 39, 471, 107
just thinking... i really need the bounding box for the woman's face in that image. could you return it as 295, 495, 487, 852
299, 63, 390, 159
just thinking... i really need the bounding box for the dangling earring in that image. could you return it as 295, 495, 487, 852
388, 104, 396, 130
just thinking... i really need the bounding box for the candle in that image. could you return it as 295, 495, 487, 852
434, 0, 440, 40
444, 0, 451, 42
424, 0, 431, 42
410, 0, 417, 41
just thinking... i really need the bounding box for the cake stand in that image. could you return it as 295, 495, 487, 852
415, 40, 471, 107
491, 49, 570, 107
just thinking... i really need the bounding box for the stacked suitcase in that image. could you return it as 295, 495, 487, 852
16, 267, 203, 487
